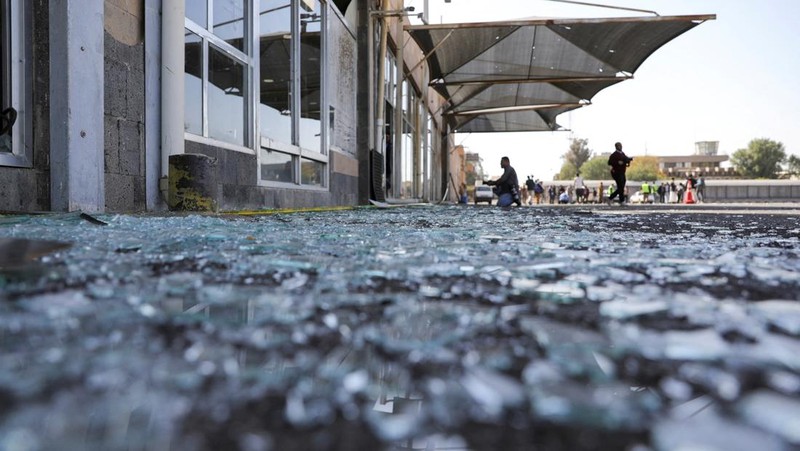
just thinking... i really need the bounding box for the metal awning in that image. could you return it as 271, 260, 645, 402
406, 14, 715, 132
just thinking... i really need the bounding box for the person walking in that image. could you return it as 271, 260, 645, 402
533, 180, 544, 204
525, 176, 536, 205
598, 181, 605, 204
696, 173, 706, 203
607, 142, 633, 205
574, 172, 585, 204
484, 156, 521, 207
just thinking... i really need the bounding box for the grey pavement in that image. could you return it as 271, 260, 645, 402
1, 205, 799, 450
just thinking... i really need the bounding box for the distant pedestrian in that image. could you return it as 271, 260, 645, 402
598, 182, 605, 204
696, 173, 706, 203
533, 180, 544, 204
525, 176, 536, 204
574, 173, 585, 204
607, 142, 633, 204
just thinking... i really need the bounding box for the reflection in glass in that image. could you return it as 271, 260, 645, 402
186, 0, 208, 27
1, 0, 10, 153
208, 45, 245, 146
261, 149, 294, 182
184, 30, 203, 135
213, 0, 245, 51
1, 0, 8, 111
299, 0, 322, 151
426, 116, 433, 197
259, 0, 292, 145
301, 158, 324, 187
401, 129, 413, 199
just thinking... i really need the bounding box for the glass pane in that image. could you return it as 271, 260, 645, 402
301, 158, 324, 187
184, 30, 203, 135
208, 45, 245, 146
401, 128, 413, 198
260, 149, 294, 182
259, 0, 292, 145
1, 0, 10, 153
213, 0, 245, 52
1, 0, 8, 111
299, 0, 322, 151
186, 0, 208, 27
385, 54, 395, 104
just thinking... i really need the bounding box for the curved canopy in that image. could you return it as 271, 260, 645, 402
406, 14, 715, 133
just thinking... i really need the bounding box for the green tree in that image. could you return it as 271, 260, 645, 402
626, 156, 661, 181
731, 138, 787, 179
787, 154, 800, 175
555, 161, 578, 181
564, 138, 592, 170
579, 156, 610, 180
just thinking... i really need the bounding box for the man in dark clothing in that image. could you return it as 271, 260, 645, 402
607, 142, 633, 204
525, 176, 536, 205
484, 156, 521, 207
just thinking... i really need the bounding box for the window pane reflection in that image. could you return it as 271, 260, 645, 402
401, 130, 413, 198
186, 0, 208, 27
213, 0, 245, 51
259, 0, 292, 145
261, 149, 294, 182
1, 0, 10, 153
301, 158, 324, 187
208, 45, 245, 146
299, 1, 322, 151
184, 30, 203, 135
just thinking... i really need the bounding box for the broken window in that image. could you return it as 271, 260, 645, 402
185, 0, 250, 148
0, 0, 30, 167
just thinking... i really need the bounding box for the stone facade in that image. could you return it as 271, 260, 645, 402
104, 0, 146, 212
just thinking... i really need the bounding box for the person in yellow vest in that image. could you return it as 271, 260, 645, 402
641, 181, 650, 204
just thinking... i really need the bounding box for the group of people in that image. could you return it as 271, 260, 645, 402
483, 142, 634, 207
633, 174, 706, 204
482, 143, 708, 207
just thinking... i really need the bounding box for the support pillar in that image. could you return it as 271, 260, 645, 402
49, 0, 105, 212
145, 0, 163, 210
161, 0, 185, 178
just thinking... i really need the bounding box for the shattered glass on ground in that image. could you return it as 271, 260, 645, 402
1, 206, 799, 450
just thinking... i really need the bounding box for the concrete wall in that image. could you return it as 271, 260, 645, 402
186, 141, 359, 211
329, 9, 358, 159
104, 0, 146, 212
705, 182, 800, 202
575, 179, 800, 203
0, 0, 50, 212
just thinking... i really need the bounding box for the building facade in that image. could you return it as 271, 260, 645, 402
0, 0, 451, 213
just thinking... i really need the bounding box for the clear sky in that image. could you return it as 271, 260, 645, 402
405, 0, 800, 179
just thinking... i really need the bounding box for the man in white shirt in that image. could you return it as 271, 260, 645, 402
573, 172, 585, 204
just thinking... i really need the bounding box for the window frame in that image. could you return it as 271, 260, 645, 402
0, 0, 32, 168
257, 0, 329, 190
184, 0, 255, 154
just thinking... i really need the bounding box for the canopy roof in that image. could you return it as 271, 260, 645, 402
406, 14, 715, 133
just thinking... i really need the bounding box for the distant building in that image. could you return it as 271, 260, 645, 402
695, 141, 720, 156
658, 141, 737, 178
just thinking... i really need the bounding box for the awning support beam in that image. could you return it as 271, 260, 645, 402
448, 102, 585, 116
433, 75, 631, 87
